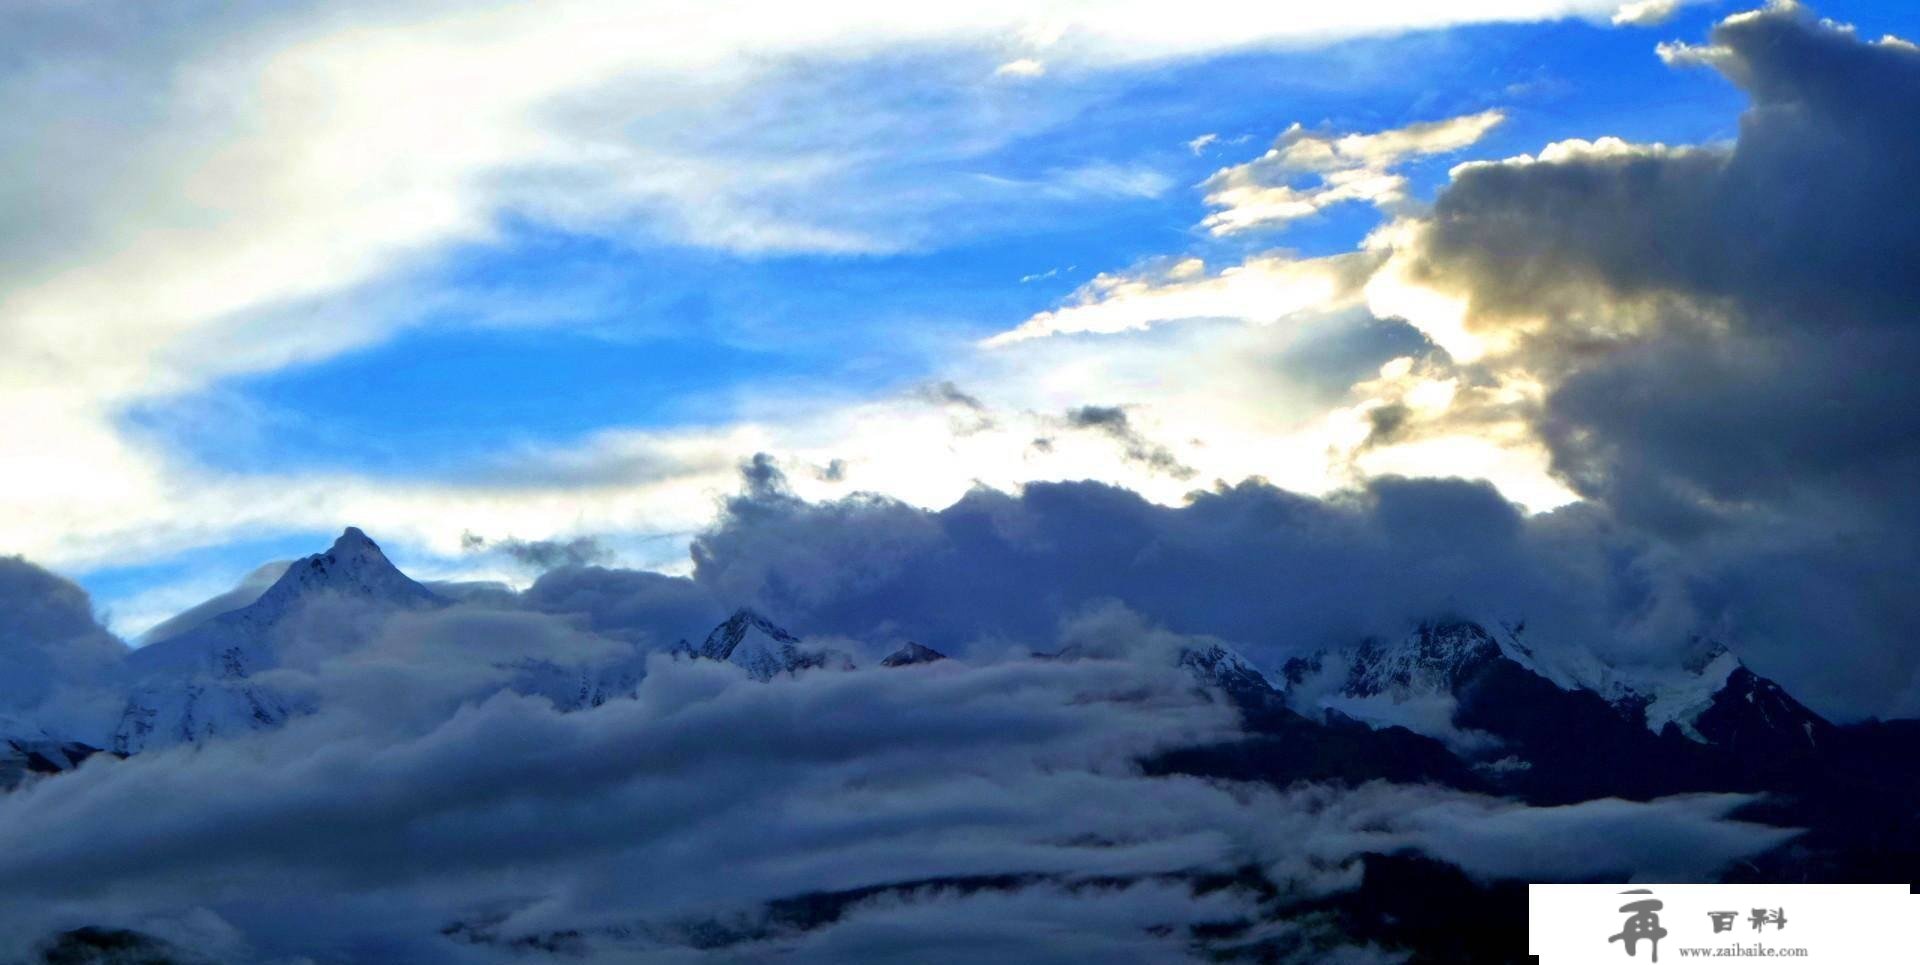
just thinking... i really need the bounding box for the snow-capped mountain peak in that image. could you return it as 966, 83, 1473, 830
1496, 629, 1827, 750
128, 527, 439, 674
694, 609, 854, 681
880, 643, 947, 667
113, 527, 439, 753
699, 609, 802, 661
1177, 643, 1281, 703
1339, 621, 1509, 699
246, 527, 440, 616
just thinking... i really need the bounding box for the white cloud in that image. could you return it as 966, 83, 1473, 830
1612, 0, 1686, 27
985, 251, 1383, 345
980, 162, 1176, 201
994, 57, 1048, 78
1200, 110, 1506, 235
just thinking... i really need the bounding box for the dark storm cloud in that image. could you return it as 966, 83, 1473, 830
0, 557, 125, 714
740, 451, 790, 501
0, 558, 120, 659
521, 565, 722, 649
1062, 405, 1197, 479
462, 531, 616, 571
689, 473, 1698, 677
1401, 4, 1920, 713
1414, 2, 1920, 525
1422, 7, 1920, 329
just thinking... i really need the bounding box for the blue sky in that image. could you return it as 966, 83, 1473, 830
128, 7, 1755, 477
4, 0, 1914, 636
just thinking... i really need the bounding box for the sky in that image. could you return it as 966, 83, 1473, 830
6, 1, 1920, 713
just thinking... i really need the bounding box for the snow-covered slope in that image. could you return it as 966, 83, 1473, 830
1342, 622, 1508, 698
112, 677, 299, 755
686, 610, 854, 680
1282, 620, 1829, 751
1177, 642, 1282, 704
1498, 630, 1829, 750
114, 528, 440, 753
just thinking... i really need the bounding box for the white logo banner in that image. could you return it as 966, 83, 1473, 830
1529, 883, 1918, 963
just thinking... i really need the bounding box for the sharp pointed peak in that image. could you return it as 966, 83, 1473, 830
328, 526, 384, 556
701, 608, 799, 660
720, 606, 784, 626
244, 526, 437, 610
881, 642, 947, 667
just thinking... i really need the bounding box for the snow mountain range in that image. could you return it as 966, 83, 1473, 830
8, 528, 1920, 962
1280, 620, 1833, 760
0, 528, 1858, 788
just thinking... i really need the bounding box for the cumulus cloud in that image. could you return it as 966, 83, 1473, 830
0, 558, 126, 726
1379, 2, 1920, 712
522, 566, 723, 649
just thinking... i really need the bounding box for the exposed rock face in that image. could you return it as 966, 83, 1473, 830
0, 715, 103, 792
